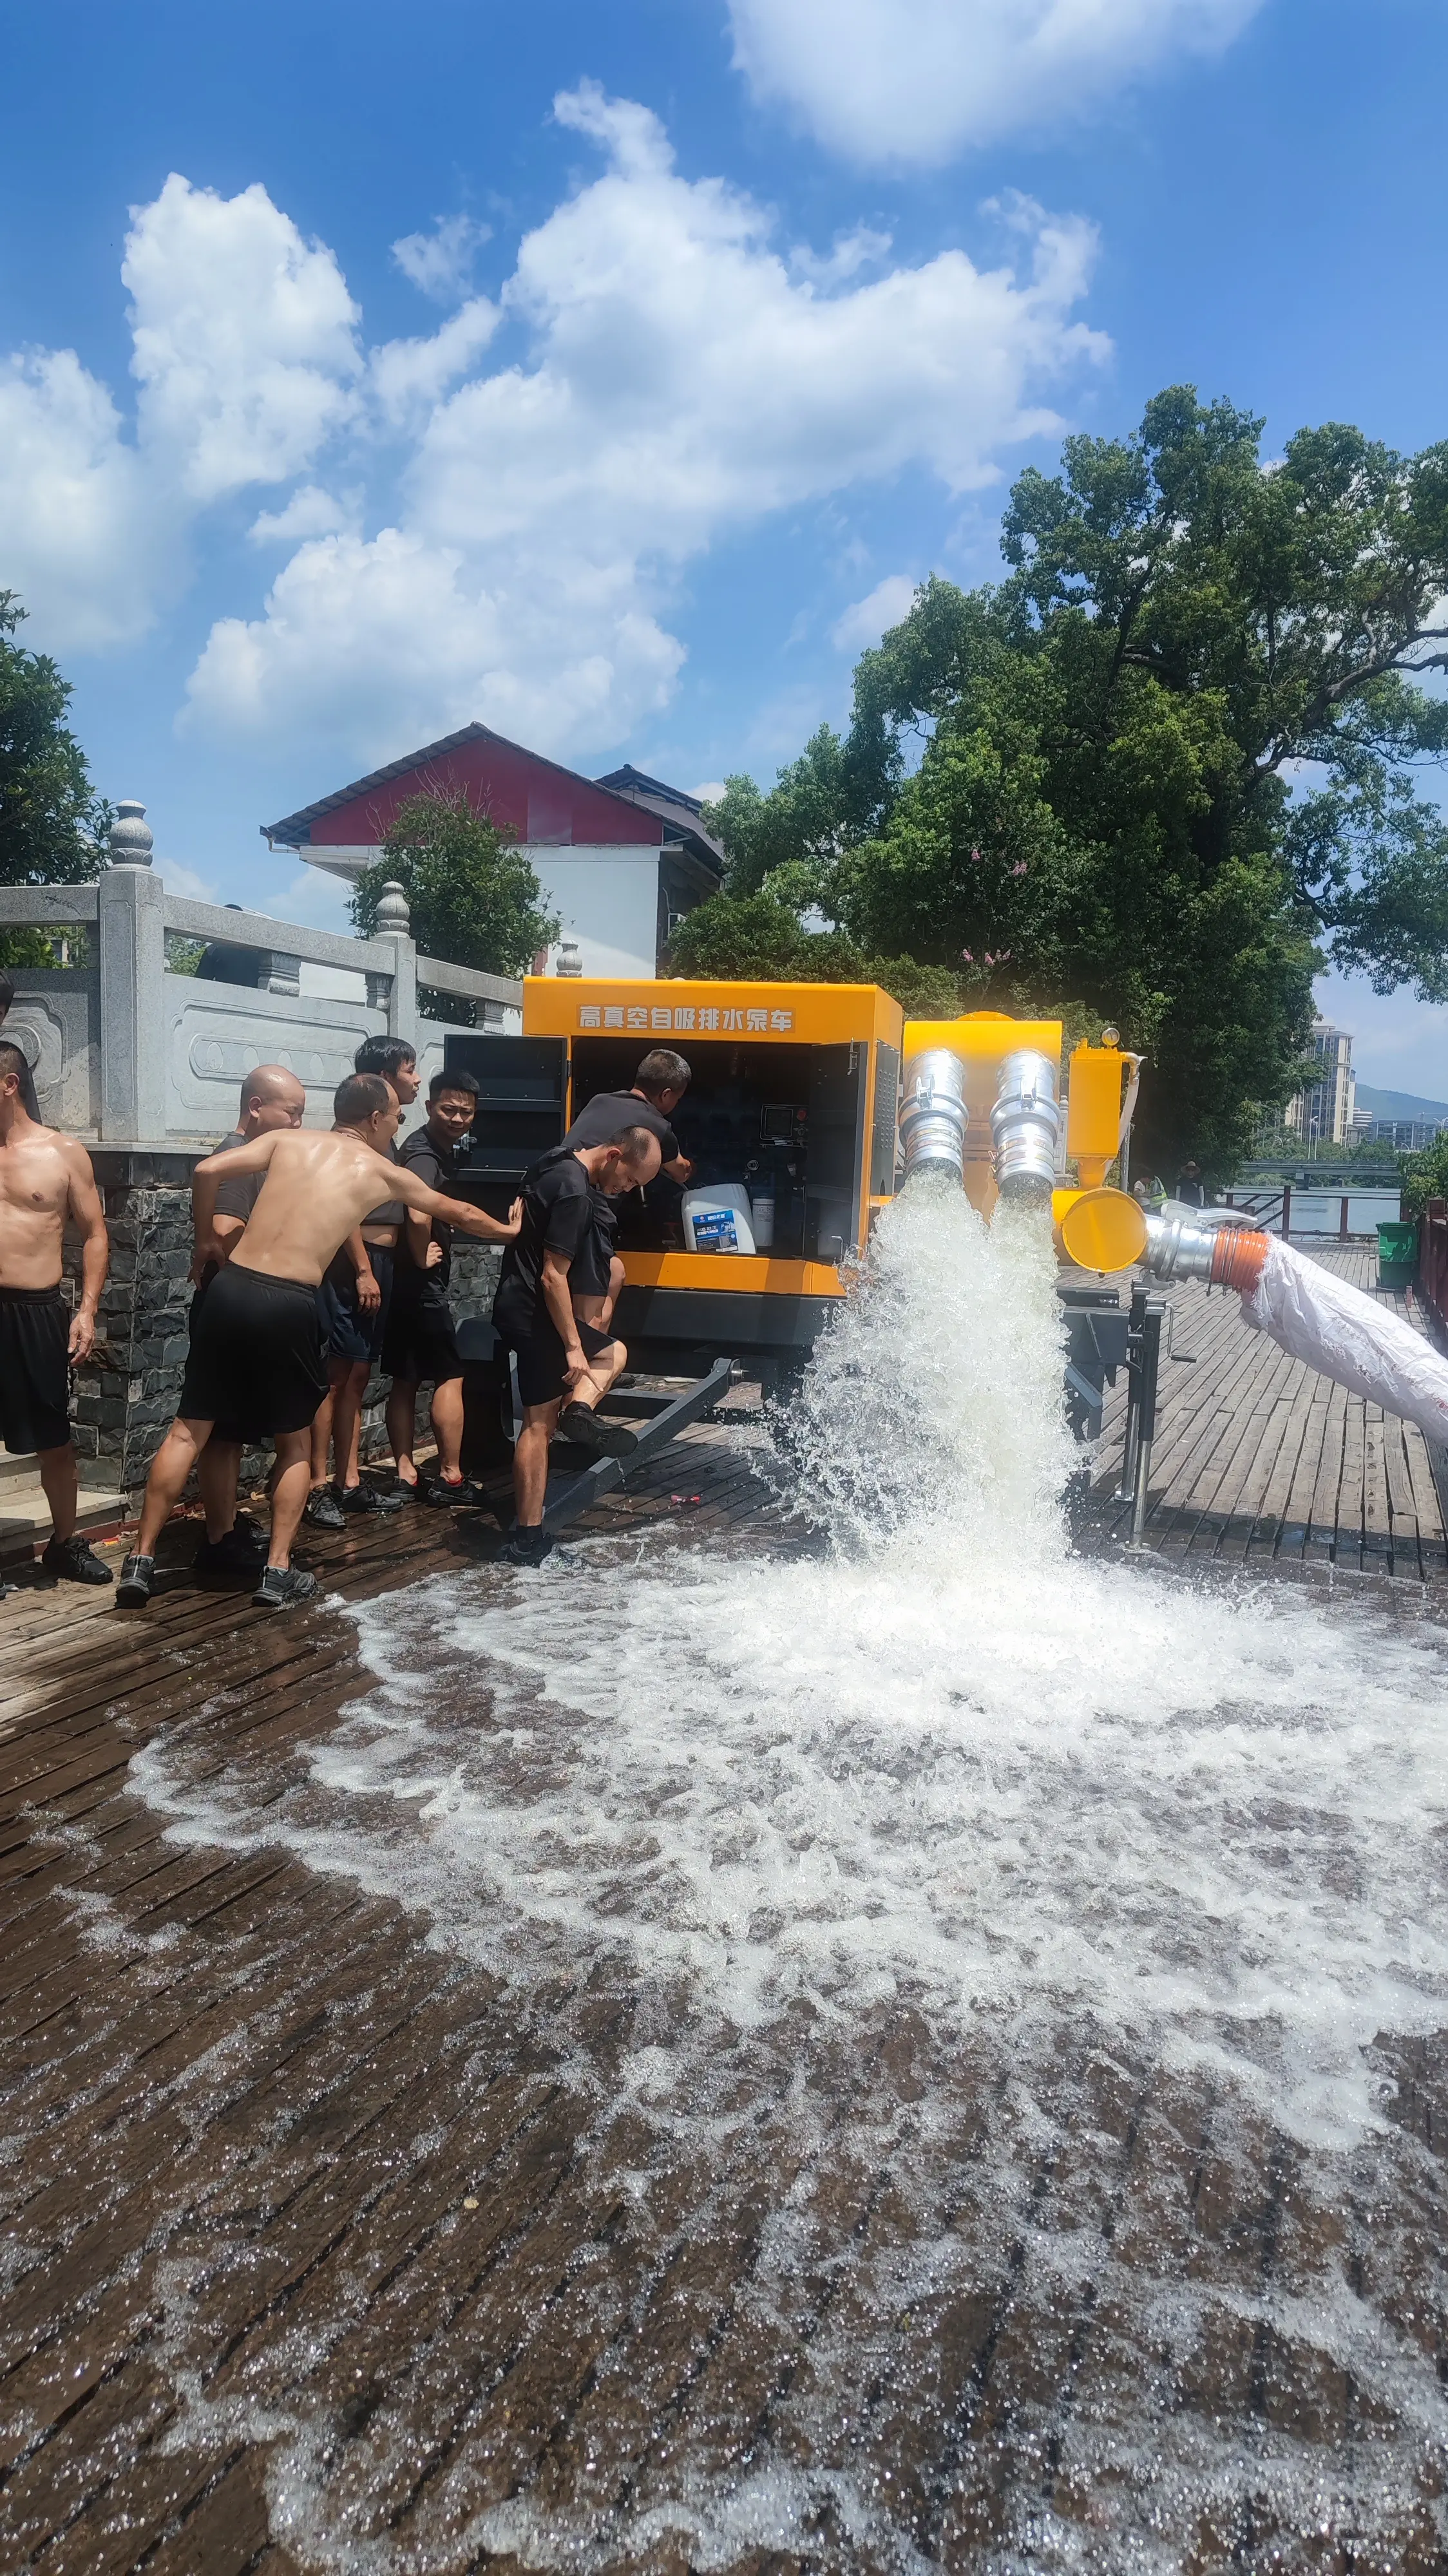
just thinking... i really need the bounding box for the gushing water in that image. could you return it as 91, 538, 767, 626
128, 1182, 1448, 2568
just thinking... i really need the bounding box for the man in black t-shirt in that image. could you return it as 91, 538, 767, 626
563, 1046, 694, 1321
492, 1124, 662, 1565
383, 1068, 485, 1504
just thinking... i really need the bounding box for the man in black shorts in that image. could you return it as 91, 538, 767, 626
383, 1067, 484, 1505
118, 1075, 520, 1611
562, 1047, 694, 1331
0, 1041, 111, 1586
187, 1063, 306, 1577
492, 1124, 662, 1566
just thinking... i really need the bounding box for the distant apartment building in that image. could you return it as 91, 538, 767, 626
1358, 1116, 1448, 1151
1283, 1021, 1356, 1145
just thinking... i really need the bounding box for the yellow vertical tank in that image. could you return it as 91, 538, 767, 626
1065, 1039, 1130, 1188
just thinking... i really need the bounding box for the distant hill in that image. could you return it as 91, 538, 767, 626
1355, 1082, 1448, 1122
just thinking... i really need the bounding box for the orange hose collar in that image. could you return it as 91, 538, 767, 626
1210, 1228, 1272, 1294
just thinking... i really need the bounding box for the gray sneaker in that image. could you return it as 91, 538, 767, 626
116, 1552, 155, 1607
252, 1565, 318, 1611
304, 1488, 347, 1531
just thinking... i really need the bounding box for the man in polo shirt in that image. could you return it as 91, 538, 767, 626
384, 1067, 485, 1504
187, 1063, 306, 1575
492, 1125, 662, 1567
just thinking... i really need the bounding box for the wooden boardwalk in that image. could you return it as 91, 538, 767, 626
1088, 1242, 1448, 1582
5, 1279, 1448, 2570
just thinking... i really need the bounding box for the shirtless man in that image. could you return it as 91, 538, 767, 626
0, 1041, 111, 1586
307, 1035, 422, 1528
187, 1063, 307, 1578
117, 1072, 520, 1613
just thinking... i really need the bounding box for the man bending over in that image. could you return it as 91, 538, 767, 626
118, 1073, 520, 1612
0, 1042, 110, 1584
492, 1126, 661, 1568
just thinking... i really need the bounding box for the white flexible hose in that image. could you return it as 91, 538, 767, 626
1241, 1238, 1448, 1446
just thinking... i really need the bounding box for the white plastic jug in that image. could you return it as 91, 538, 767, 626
682, 1185, 757, 1255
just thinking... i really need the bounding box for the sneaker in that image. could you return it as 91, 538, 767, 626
421, 1475, 490, 1508
116, 1552, 155, 1606
233, 1509, 267, 1549
193, 1524, 268, 1575
500, 1527, 554, 1569
304, 1488, 347, 1531
252, 1565, 318, 1611
337, 1483, 408, 1516
41, 1533, 114, 1587
557, 1401, 638, 1461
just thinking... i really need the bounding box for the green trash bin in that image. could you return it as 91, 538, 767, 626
1378, 1218, 1418, 1289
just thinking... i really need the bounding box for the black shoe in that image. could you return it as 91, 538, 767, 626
252, 1565, 318, 1610
421, 1475, 490, 1508
500, 1527, 554, 1568
193, 1524, 268, 1575
116, 1552, 155, 1606
233, 1508, 267, 1548
304, 1488, 347, 1531
558, 1401, 638, 1461
41, 1533, 114, 1587
337, 1483, 408, 1516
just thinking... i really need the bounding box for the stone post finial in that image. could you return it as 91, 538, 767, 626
376, 880, 410, 934
556, 938, 582, 977
108, 800, 155, 867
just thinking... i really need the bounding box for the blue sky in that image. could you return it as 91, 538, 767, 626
4, 0, 1447, 1090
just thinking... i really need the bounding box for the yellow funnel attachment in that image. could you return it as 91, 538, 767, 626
1058, 1185, 1148, 1274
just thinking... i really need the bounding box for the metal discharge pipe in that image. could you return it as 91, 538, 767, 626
991, 1049, 1061, 1205
899, 1049, 969, 1182
1141, 1217, 1448, 1448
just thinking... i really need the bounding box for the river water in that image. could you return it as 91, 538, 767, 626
131, 1182, 1448, 2569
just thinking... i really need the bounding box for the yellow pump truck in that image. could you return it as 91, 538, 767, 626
445, 981, 1143, 1528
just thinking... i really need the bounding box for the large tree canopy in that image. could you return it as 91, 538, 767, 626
689, 390, 1448, 1178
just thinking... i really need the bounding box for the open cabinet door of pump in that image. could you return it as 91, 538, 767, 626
806, 1042, 867, 1262
442, 1034, 568, 1211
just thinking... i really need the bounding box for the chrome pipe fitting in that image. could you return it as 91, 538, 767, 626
1140, 1211, 1217, 1282
991, 1049, 1060, 1205
900, 1048, 969, 1183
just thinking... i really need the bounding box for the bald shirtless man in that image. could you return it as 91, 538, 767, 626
0, 1041, 111, 1586
187, 1062, 307, 1578
117, 1072, 521, 1612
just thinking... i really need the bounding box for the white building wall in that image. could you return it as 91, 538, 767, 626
529, 847, 660, 980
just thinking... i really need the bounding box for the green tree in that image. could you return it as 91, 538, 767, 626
665, 884, 963, 1018
0, 591, 110, 969
721, 393, 1448, 1180
351, 791, 559, 984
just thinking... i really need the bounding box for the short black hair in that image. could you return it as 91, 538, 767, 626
0, 967, 14, 1017
0, 1039, 26, 1085
334, 1071, 394, 1125
607, 1124, 663, 1173
634, 1048, 691, 1096
430, 1067, 479, 1103
354, 1036, 417, 1079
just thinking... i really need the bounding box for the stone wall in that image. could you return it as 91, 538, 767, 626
61, 1150, 504, 1499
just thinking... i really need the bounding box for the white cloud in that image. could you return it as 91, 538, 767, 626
182, 91, 1103, 763
691, 781, 729, 803
124, 174, 362, 500
0, 176, 363, 651
248, 484, 356, 544
391, 213, 491, 303
368, 298, 500, 427
830, 573, 918, 652
728, 0, 1263, 164
790, 226, 893, 287
0, 350, 169, 647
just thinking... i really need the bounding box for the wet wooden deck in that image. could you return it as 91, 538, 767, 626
5, 1281, 1448, 2571
1089, 1241, 1448, 1582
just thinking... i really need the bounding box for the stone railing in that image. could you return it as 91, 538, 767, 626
0, 800, 522, 1148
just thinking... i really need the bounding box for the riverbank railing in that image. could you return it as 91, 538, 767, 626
0, 803, 522, 1150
